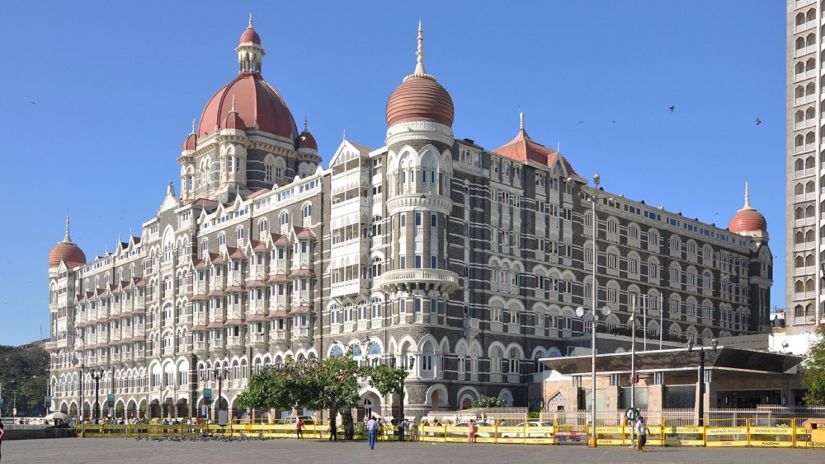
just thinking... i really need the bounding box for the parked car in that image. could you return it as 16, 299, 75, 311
501, 421, 554, 438
278, 416, 315, 426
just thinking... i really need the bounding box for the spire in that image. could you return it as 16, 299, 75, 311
342, 128, 347, 141
190, 119, 196, 135
248, 12, 254, 29
743, 180, 751, 209
519, 111, 525, 131
304, 116, 309, 132
64, 213, 72, 242
414, 19, 426, 76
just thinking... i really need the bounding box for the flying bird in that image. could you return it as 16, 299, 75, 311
577, 120, 584, 125
29, 100, 37, 105
755, 118, 762, 126
668, 105, 676, 112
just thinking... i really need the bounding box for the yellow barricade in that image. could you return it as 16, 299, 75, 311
595, 425, 627, 446
554, 423, 588, 444
663, 425, 705, 446
705, 426, 748, 447
523, 426, 555, 445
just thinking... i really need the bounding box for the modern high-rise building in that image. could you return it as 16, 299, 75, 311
784, 0, 825, 353
46, 19, 772, 420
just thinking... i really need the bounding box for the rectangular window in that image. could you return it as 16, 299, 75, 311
415, 212, 422, 226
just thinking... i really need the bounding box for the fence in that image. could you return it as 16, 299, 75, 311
77, 422, 398, 441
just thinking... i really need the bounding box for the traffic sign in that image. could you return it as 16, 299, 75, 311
204, 388, 213, 403
625, 407, 640, 421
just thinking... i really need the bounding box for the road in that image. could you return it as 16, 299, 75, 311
2, 437, 821, 463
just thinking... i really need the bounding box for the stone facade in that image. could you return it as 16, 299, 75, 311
46, 20, 772, 420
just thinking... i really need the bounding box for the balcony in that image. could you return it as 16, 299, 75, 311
248, 264, 267, 281
291, 254, 313, 271
194, 340, 209, 355
226, 336, 244, 353
249, 332, 268, 347
794, 265, 816, 276
193, 280, 208, 295
271, 261, 289, 275
374, 268, 459, 293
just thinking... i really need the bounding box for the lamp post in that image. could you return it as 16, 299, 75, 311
687, 338, 717, 426
588, 174, 601, 447
629, 295, 638, 448
213, 366, 228, 424
90, 368, 104, 422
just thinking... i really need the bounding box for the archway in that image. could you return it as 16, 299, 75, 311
149, 399, 161, 419
358, 391, 382, 421
176, 398, 189, 419
126, 400, 137, 419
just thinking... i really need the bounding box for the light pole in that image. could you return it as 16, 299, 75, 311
90, 368, 104, 422
213, 366, 228, 424
629, 296, 638, 448
687, 338, 717, 426
588, 174, 600, 447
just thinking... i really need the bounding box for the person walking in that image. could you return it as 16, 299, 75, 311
295, 417, 304, 439
366, 417, 378, 450
635, 415, 648, 452
467, 419, 477, 444
0, 422, 5, 462
328, 415, 337, 441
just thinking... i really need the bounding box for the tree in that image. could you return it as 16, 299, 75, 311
471, 395, 507, 408
365, 364, 407, 398
803, 325, 825, 405
0, 344, 49, 417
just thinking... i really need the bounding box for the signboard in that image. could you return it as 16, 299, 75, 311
44, 395, 52, 405
0, 398, 4, 408
625, 407, 639, 421
204, 388, 213, 403
200, 406, 207, 418
218, 410, 228, 426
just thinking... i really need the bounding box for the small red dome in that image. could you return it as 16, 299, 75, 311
240, 27, 261, 45
48, 241, 86, 268
182, 133, 198, 151
386, 75, 454, 127
198, 73, 297, 139
728, 208, 767, 234
297, 130, 317, 150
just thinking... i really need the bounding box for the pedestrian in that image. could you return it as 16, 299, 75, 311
635, 415, 648, 452
329, 415, 337, 441
296, 417, 304, 439
0, 422, 5, 462
468, 419, 477, 444
366, 417, 378, 450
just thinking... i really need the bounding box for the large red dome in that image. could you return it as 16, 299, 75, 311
386, 75, 454, 127
48, 240, 86, 268
198, 73, 297, 139
728, 209, 767, 234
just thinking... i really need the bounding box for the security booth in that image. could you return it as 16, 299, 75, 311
541, 347, 805, 422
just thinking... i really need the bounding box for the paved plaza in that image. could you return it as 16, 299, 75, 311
2, 438, 821, 464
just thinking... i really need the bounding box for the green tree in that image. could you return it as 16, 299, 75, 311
471, 395, 507, 408
0, 344, 49, 417
803, 325, 825, 405
365, 363, 407, 397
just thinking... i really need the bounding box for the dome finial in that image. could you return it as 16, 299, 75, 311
248, 13, 254, 29
191, 118, 196, 134
519, 111, 525, 131
744, 180, 751, 209
304, 116, 308, 132
342, 127, 347, 141
230, 95, 237, 113
64, 213, 72, 242
414, 19, 426, 76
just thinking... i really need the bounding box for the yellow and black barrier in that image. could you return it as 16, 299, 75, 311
77, 417, 822, 448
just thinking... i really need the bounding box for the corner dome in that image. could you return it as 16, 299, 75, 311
296, 119, 318, 151
385, 21, 454, 128
182, 130, 197, 151
387, 76, 454, 127
48, 217, 86, 268
240, 27, 261, 45
728, 182, 767, 234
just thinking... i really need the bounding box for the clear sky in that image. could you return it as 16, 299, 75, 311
0, 1, 785, 345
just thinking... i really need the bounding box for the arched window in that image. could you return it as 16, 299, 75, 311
303, 203, 311, 219
259, 219, 268, 234
280, 212, 290, 226
236, 227, 245, 241
218, 233, 226, 246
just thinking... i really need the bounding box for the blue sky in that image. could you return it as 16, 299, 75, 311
0, 1, 784, 345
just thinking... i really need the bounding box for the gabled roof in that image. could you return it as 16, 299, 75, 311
328, 139, 373, 168
493, 127, 577, 176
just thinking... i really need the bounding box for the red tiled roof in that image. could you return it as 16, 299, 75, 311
493, 128, 577, 176
291, 306, 313, 314
267, 274, 290, 283
294, 227, 316, 239
290, 268, 314, 278
268, 309, 289, 318
386, 75, 454, 127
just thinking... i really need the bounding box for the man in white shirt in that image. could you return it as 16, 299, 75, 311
366, 417, 378, 450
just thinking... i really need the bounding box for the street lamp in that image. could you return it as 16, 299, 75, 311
90, 368, 104, 422
628, 296, 638, 448
687, 338, 718, 426
213, 366, 229, 424
579, 173, 606, 447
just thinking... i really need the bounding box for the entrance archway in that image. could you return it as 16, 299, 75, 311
149, 399, 161, 418
358, 391, 382, 421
